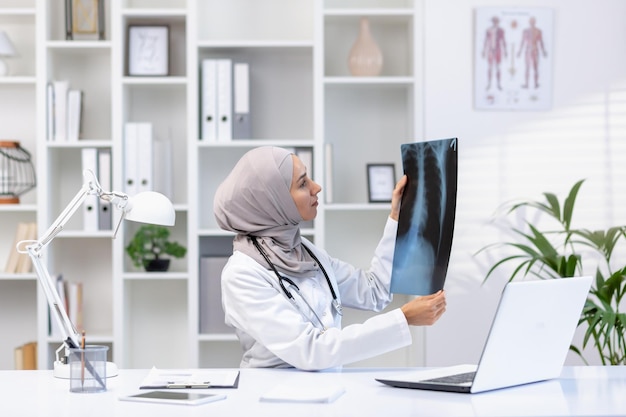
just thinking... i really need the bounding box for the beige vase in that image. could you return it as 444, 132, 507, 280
348, 17, 383, 76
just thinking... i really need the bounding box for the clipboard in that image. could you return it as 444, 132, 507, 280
139, 367, 240, 389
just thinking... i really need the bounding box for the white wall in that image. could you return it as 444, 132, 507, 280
421, 0, 626, 366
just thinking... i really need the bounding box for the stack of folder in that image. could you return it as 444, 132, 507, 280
201, 59, 250, 141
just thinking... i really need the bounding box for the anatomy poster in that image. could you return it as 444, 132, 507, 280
474, 7, 553, 110
391, 138, 457, 295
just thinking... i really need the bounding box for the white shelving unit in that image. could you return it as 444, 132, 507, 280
0, 1, 39, 371
0, 0, 422, 371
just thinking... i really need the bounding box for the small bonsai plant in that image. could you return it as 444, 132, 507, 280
126, 225, 187, 272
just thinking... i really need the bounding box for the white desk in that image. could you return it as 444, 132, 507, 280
0, 366, 624, 417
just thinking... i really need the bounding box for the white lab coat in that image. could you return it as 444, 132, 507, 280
220, 217, 412, 370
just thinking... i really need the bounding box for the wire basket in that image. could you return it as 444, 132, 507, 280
0, 141, 36, 204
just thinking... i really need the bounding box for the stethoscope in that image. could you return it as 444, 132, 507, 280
251, 236, 343, 331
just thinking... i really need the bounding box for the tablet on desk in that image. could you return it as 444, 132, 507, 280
119, 390, 226, 406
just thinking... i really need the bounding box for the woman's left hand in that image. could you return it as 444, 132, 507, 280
390, 175, 407, 221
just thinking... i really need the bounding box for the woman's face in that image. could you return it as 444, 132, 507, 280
289, 155, 321, 221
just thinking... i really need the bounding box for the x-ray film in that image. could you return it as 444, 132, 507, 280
391, 138, 458, 295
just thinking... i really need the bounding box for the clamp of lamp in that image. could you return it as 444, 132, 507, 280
18, 169, 175, 378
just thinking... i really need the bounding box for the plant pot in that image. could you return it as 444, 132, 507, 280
143, 259, 170, 272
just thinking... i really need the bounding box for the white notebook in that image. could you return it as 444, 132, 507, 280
260, 383, 345, 403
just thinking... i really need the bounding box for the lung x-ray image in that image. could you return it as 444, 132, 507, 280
391, 138, 458, 295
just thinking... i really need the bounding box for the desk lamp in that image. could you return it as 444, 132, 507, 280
0, 30, 17, 76
18, 169, 175, 378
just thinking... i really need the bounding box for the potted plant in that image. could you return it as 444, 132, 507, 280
478, 179, 626, 365
126, 225, 187, 272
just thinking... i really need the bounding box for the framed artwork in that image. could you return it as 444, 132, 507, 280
127, 25, 169, 76
65, 0, 105, 40
474, 7, 554, 110
366, 164, 396, 203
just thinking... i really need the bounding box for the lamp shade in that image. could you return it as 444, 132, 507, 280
0, 31, 16, 56
125, 191, 175, 226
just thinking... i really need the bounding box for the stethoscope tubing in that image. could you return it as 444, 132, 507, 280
250, 236, 343, 331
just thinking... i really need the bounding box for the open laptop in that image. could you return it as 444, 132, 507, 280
376, 276, 592, 393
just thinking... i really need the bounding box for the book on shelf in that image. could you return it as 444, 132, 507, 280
67, 281, 84, 333
49, 274, 83, 337
4, 222, 37, 274
14, 341, 37, 370
199, 256, 232, 334
67, 89, 83, 141
47, 81, 83, 142
46, 82, 54, 141
15, 222, 37, 273
153, 137, 173, 201
52, 80, 69, 142
324, 143, 334, 204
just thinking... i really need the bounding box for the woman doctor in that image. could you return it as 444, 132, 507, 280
213, 146, 446, 370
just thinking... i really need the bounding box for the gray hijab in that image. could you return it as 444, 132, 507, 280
213, 146, 317, 278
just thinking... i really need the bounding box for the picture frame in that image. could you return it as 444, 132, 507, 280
65, 0, 105, 40
127, 25, 170, 76
366, 163, 396, 203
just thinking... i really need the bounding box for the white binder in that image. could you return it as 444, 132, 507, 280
97, 148, 112, 230
233, 62, 251, 139
81, 147, 99, 231
216, 59, 232, 141
201, 59, 217, 141
123, 123, 139, 197
137, 123, 153, 193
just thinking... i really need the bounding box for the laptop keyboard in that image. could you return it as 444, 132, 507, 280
422, 371, 476, 385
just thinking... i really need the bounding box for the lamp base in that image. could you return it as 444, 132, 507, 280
53, 360, 119, 379
0, 58, 8, 76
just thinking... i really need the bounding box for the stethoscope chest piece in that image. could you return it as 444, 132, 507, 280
332, 299, 343, 316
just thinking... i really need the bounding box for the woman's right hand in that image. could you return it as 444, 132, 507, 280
401, 290, 447, 326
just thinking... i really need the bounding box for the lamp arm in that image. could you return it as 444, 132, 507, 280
27, 244, 80, 348
17, 170, 104, 349
28, 170, 106, 255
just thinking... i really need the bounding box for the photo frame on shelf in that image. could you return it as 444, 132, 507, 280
127, 25, 169, 76
366, 163, 396, 203
65, 0, 105, 41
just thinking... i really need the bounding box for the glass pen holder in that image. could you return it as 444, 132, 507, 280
68, 345, 108, 393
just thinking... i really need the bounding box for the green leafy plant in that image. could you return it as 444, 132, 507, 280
478, 179, 626, 365
125, 225, 187, 271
